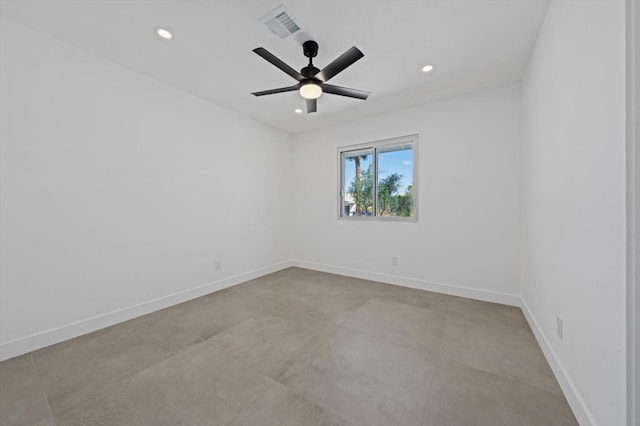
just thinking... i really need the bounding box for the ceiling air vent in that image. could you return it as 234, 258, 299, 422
260, 6, 301, 39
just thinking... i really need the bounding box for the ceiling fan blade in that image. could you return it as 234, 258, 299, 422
316, 47, 364, 82
322, 84, 370, 100
253, 48, 304, 81
306, 98, 317, 113
251, 84, 300, 96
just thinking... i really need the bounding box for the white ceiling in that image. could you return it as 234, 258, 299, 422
0, 0, 549, 134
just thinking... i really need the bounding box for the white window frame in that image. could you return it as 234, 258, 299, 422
338, 134, 418, 222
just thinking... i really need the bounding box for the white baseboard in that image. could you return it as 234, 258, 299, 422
519, 299, 596, 426
0, 260, 294, 362
291, 259, 521, 307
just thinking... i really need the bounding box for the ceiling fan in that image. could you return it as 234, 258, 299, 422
251, 40, 370, 113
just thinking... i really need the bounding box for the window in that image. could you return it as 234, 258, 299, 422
339, 135, 417, 220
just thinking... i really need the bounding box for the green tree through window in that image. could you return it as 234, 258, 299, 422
346, 154, 371, 215
377, 172, 402, 216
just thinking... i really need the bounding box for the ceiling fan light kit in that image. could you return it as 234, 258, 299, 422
251, 40, 370, 113
299, 83, 322, 99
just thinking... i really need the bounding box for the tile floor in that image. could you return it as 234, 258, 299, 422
0, 267, 577, 425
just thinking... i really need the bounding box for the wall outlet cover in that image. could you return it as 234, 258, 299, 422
556, 315, 564, 340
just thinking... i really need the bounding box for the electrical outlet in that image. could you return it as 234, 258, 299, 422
215, 259, 222, 271
391, 256, 399, 266
556, 315, 563, 340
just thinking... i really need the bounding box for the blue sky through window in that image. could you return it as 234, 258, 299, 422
344, 148, 413, 194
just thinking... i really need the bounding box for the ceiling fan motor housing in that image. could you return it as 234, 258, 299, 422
303, 40, 319, 58
301, 66, 320, 78
301, 41, 320, 78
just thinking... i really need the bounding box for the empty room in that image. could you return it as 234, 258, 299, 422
0, 0, 638, 425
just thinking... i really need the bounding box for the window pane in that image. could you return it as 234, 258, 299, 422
376, 145, 414, 217
343, 149, 373, 216
339, 135, 417, 221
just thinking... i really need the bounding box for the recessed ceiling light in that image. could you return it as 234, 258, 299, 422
155, 27, 173, 40
421, 65, 434, 73
294, 108, 303, 114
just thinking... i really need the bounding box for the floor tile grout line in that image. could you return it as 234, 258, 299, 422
231, 365, 353, 426
292, 390, 356, 425
31, 352, 57, 425
224, 313, 358, 424
198, 340, 353, 425
41, 324, 207, 418
55, 337, 269, 424
269, 319, 440, 425
33, 284, 301, 419
419, 359, 438, 426
436, 314, 564, 397
440, 356, 567, 399
206, 317, 328, 385
335, 320, 444, 361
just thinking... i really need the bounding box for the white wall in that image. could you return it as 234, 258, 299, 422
626, 1, 640, 423
291, 84, 522, 304
521, 1, 627, 425
0, 19, 293, 359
